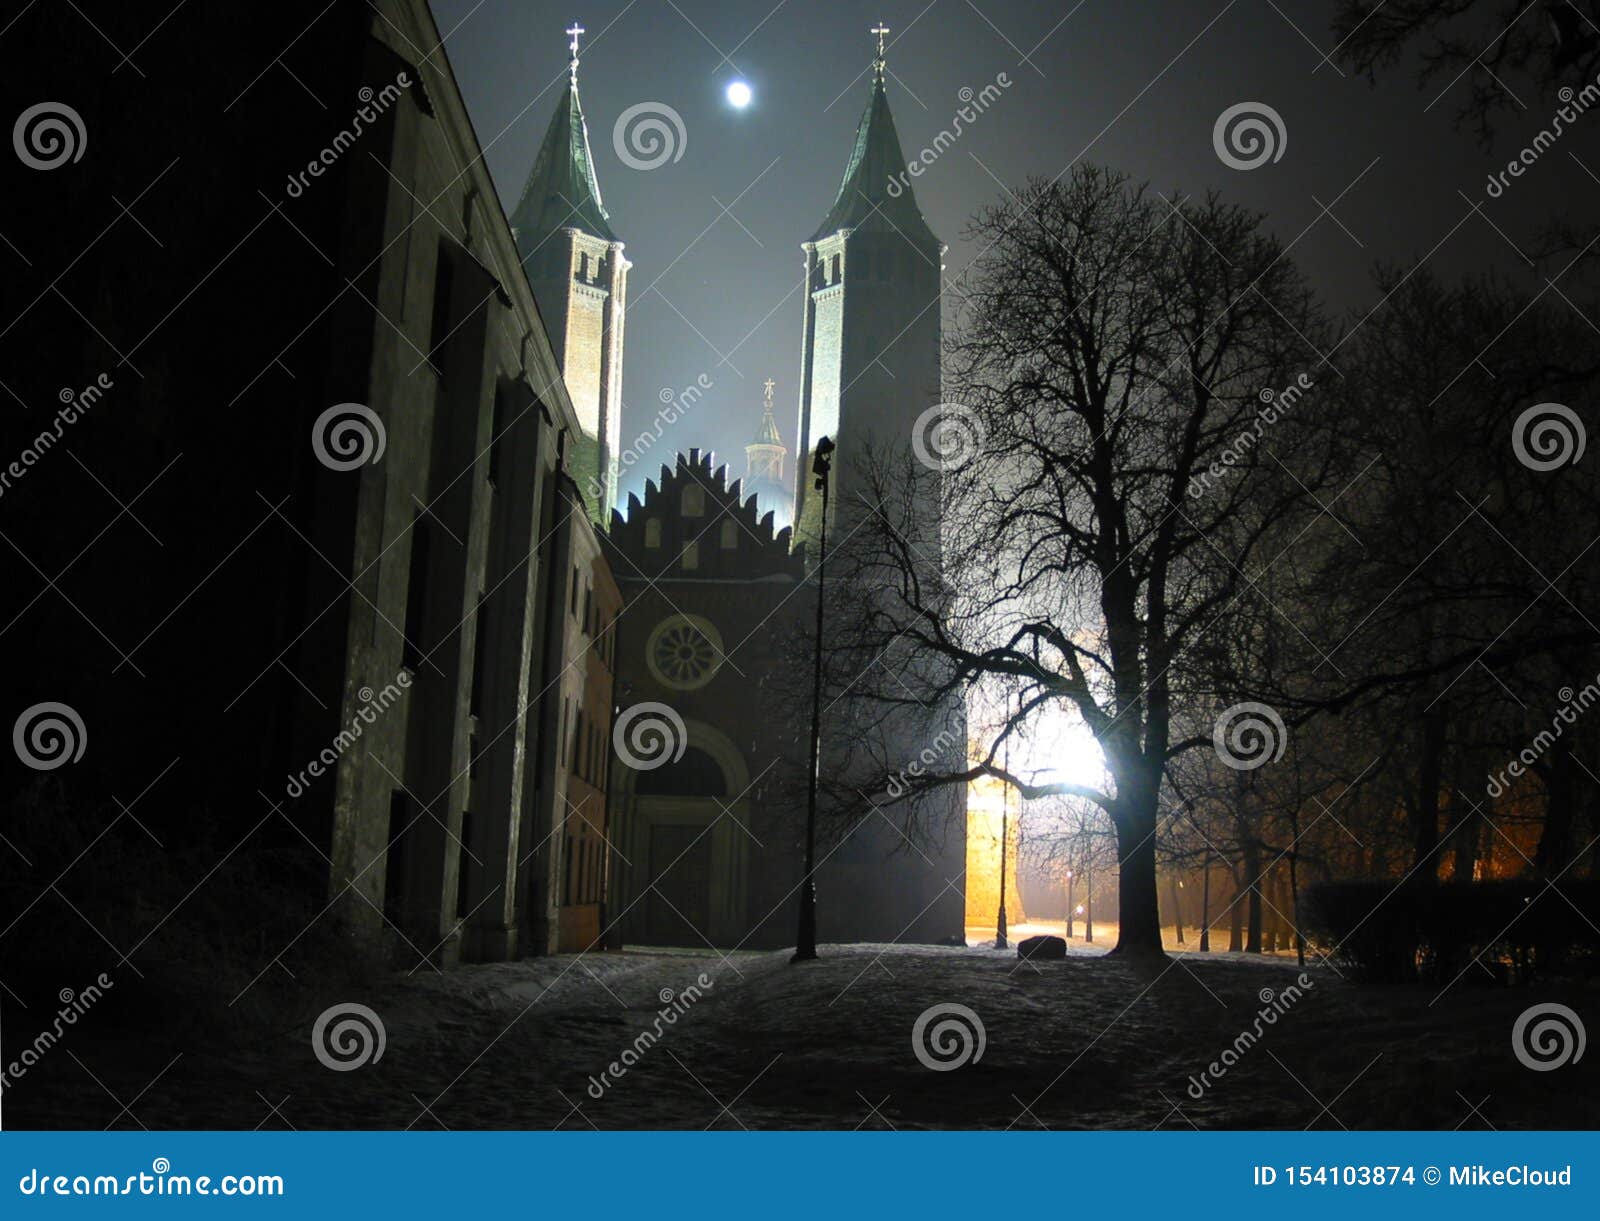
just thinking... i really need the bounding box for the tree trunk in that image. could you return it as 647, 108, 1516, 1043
1110, 796, 1165, 957
1287, 851, 1304, 967
1199, 853, 1212, 952
1413, 704, 1446, 875
1536, 740, 1575, 878
1243, 840, 1263, 953
1168, 875, 1185, 945
1228, 867, 1244, 952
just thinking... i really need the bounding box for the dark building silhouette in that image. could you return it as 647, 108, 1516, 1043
1, 0, 618, 970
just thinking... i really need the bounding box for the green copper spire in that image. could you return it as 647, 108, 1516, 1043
811, 26, 939, 247
510, 25, 618, 244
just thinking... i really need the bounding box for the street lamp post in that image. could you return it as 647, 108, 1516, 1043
996, 699, 1010, 950
1065, 869, 1075, 939
792, 435, 835, 964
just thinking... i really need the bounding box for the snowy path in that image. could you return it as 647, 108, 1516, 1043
15, 943, 1598, 1129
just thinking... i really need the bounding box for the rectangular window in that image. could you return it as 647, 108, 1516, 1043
428, 244, 457, 371
384, 790, 411, 925
682, 540, 699, 571
488, 391, 509, 489
401, 518, 431, 673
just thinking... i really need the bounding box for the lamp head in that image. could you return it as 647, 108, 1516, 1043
812, 435, 835, 484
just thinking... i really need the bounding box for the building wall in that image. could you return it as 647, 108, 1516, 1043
322, 0, 617, 965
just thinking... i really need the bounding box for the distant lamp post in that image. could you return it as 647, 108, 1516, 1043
996, 698, 1011, 950
1065, 869, 1075, 939
792, 435, 835, 963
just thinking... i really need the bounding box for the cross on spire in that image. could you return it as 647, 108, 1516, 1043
566, 22, 584, 82
871, 22, 889, 76
763, 377, 775, 404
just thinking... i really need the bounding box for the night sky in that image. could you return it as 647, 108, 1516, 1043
430, 0, 1592, 505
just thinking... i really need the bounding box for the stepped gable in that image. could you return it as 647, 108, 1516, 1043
606, 448, 807, 580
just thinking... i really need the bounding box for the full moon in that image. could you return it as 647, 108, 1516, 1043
726, 80, 752, 108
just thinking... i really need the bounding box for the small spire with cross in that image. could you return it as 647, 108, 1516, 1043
870, 21, 889, 78
763, 377, 775, 406
566, 22, 584, 83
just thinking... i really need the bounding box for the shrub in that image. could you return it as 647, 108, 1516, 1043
1300, 878, 1600, 983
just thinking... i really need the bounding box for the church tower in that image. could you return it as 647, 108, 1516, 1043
511, 24, 630, 521
743, 378, 793, 529
794, 25, 944, 540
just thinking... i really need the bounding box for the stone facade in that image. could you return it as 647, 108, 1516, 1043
315, 0, 618, 965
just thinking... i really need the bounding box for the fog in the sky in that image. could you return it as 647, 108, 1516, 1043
431, 0, 1594, 507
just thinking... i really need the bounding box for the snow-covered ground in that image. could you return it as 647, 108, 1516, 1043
14, 942, 1598, 1129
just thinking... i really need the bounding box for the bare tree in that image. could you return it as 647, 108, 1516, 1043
826, 167, 1338, 957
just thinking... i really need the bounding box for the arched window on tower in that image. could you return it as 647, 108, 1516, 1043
644, 518, 662, 549
720, 519, 738, 550
681, 484, 705, 517
681, 541, 700, 571
831, 253, 841, 283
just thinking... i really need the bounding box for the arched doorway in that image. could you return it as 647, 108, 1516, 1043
613, 721, 751, 947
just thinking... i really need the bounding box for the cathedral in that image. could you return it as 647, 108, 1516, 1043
509, 25, 966, 948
